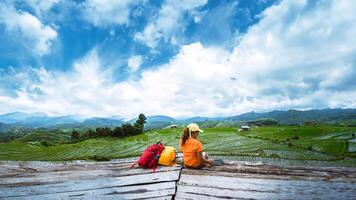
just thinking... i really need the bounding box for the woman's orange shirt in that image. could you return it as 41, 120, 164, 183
180, 138, 203, 167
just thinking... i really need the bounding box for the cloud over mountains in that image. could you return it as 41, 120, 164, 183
0, 0, 355, 118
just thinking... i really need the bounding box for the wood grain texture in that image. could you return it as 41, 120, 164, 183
178, 174, 356, 199
178, 163, 356, 199
182, 162, 356, 182
1, 160, 355, 199
5, 181, 176, 200
0, 169, 180, 198
1, 166, 181, 186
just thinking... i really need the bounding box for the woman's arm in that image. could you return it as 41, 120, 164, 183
197, 151, 214, 166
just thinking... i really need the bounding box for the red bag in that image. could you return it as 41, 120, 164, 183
130, 142, 164, 172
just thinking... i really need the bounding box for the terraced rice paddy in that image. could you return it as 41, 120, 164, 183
0, 126, 355, 167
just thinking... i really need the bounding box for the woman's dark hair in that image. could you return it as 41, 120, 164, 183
181, 127, 190, 145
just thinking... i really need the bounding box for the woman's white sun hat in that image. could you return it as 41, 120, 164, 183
187, 123, 204, 138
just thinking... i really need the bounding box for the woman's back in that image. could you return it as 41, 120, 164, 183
180, 138, 203, 167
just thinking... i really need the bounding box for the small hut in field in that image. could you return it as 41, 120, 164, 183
239, 125, 251, 131
164, 124, 178, 129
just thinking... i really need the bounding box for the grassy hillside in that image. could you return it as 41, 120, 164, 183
19, 130, 72, 143
0, 126, 355, 167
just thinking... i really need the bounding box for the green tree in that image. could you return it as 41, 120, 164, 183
71, 130, 80, 140
134, 113, 147, 133
87, 129, 96, 138
40, 140, 51, 147
122, 123, 140, 136
111, 126, 123, 137
95, 127, 112, 137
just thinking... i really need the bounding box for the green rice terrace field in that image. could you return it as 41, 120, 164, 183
0, 126, 355, 167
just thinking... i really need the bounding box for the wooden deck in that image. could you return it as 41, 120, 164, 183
0, 159, 355, 199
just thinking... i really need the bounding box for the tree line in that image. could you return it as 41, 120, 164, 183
71, 114, 147, 140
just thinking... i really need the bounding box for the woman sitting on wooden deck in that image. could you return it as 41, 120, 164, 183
179, 123, 214, 169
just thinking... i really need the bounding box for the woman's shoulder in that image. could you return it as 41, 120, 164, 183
181, 138, 202, 145
190, 138, 202, 145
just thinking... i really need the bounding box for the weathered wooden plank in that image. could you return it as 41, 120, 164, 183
0, 159, 141, 171
2, 160, 356, 200
0, 170, 180, 198
1, 166, 182, 187
182, 169, 340, 182
0, 161, 137, 175
0, 160, 182, 179
140, 196, 172, 200
5, 181, 176, 200
203, 164, 355, 177
178, 174, 356, 199
176, 184, 280, 199
175, 192, 229, 200
182, 164, 356, 182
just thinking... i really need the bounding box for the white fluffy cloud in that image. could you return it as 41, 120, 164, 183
0, 49, 112, 116
0, 45, 234, 117
26, 0, 60, 17
0, 2, 57, 56
134, 0, 207, 48
81, 0, 141, 27
229, 0, 356, 102
128, 55, 143, 72
1, 0, 356, 117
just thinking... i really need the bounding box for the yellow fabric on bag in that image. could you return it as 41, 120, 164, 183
158, 146, 176, 166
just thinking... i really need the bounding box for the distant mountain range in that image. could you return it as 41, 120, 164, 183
0, 108, 355, 132
225, 108, 356, 124
0, 112, 124, 131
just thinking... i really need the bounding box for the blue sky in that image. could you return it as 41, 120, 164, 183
0, 0, 355, 118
